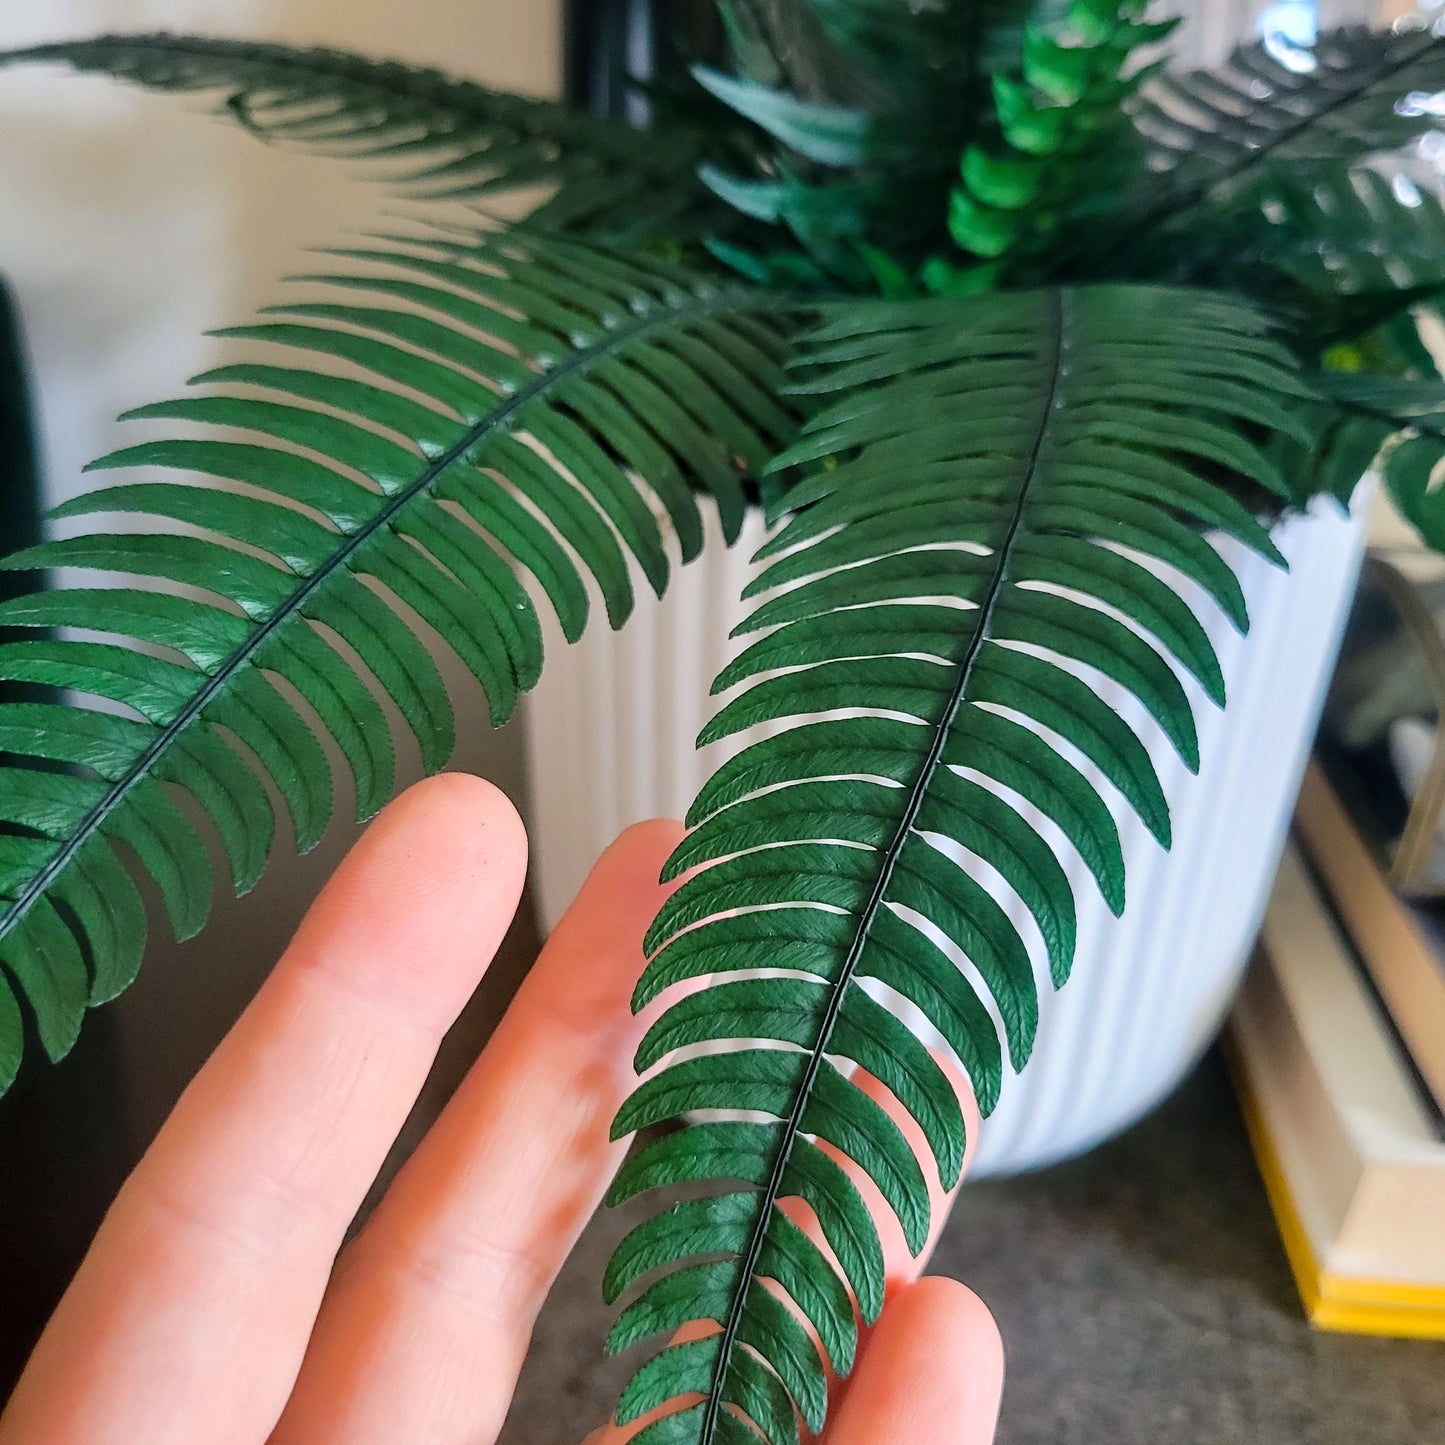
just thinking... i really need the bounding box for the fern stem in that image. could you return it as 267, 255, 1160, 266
0, 286, 775, 952
696, 291, 1068, 1442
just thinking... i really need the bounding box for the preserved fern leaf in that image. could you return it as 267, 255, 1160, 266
1313, 373, 1445, 547
717, 0, 885, 104
1231, 163, 1445, 365
0, 33, 713, 236
604, 285, 1309, 1444
1248, 166, 1445, 298
1228, 163, 1445, 511
0, 231, 799, 1091
693, 0, 1039, 287
1133, 25, 1445, 223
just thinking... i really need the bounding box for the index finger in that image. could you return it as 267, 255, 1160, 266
0, 773, 527, 1445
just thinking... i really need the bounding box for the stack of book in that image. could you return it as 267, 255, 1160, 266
1229, 760, 1445, 1339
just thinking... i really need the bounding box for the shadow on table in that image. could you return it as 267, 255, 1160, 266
948, 1051, 1302, 1315
936, 1050, 1445, 1445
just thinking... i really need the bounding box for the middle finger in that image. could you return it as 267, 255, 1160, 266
270, 819, 684, 1445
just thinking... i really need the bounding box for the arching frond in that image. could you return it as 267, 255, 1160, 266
604, 285, 1310, 1445
1133, 25, 1445, 226
693, 0, 1039, 287
1218, 165, 1445, 512
0, 231, 800, 1092
1116, 157, 1445, 369
0, 33, 716, 237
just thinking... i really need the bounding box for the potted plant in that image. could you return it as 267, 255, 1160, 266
1, 3, 1443, 1439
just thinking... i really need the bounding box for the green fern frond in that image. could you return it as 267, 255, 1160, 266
1222, 165, 1445, 509
692, 57, 956, 288
1312, 373, 1445, 544
1132, 24, 1445, 231
1242, 164, 1445, 384
0, 33, 715, 237
1251, 166, 1445, 294
692, 64, 927, 171
0, 230, 800, 1092
1226, 165, 1445, 361
717, 0, 885, 105
604, 285, 1309, 1445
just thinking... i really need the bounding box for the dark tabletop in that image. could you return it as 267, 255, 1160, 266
503, 1051, 1445, 1444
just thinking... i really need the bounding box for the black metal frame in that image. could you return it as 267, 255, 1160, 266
0, 280, 42, 699
0, 281, 40, 592
564, 0, 723, 117
564, 0, 639, 116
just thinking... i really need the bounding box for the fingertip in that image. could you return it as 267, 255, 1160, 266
287, 771, 529, 1021
564, 818, 686, 923
889, 1277, 1005, 1436
830, 1275, 1004, 1444
608, 817, 687, 874
899, 1276, 1005, 1374
336, 770, 527, 906
382, 771, 529, 875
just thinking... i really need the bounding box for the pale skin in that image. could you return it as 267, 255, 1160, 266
0, 774, 1004, 1445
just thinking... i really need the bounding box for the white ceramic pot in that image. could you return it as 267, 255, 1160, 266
523, 496, 1369, 1176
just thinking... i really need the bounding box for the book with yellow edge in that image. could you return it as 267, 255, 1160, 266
1294, 759, 1445, 1113
1228, 841, 1445, 1339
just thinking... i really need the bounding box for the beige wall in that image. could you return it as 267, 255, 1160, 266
0, 0, 558, 1139
2, 0, 559, 502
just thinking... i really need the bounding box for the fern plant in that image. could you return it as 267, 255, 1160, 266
2, 6, 1444, 1442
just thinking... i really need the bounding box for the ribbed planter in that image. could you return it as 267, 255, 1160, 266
523, 496, 1369, 1176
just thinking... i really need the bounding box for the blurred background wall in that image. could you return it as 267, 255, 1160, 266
0, 0, 559, 1387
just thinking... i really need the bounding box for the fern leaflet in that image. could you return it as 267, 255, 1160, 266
1312, 373, 1445, 548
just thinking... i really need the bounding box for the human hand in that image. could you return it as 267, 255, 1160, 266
0, 775, 1003, 1445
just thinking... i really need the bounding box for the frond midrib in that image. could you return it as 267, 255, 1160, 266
696, 290, 1067, 1443
0, 283, 779, 951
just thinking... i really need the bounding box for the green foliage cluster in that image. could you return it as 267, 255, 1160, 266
1, 7, 1443, 1443
937, 0, 1175, 287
